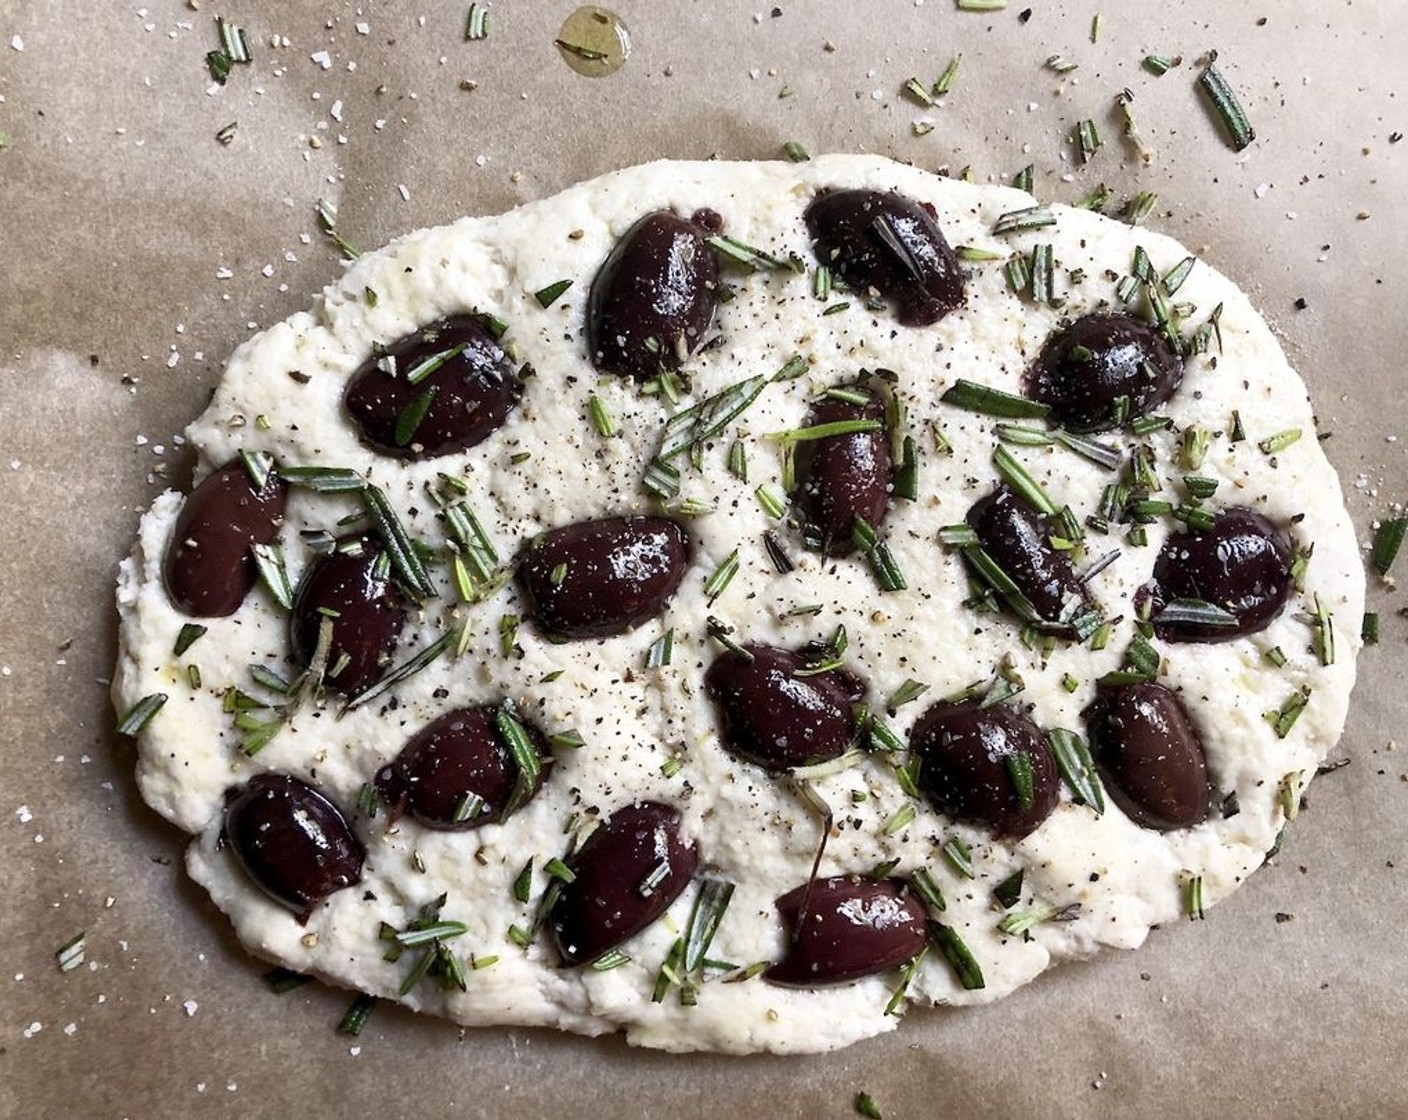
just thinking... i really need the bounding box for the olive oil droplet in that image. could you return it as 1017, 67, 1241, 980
555, 6, 631, 77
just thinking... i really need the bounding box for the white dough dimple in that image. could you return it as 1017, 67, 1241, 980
113, 155, 1362, 1054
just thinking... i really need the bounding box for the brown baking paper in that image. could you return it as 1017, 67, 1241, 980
2, 1, 1405, 1116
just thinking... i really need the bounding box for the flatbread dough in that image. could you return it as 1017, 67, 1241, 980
112, 155, 1362, 1053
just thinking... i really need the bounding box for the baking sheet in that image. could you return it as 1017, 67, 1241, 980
1, 1, 1404, 1116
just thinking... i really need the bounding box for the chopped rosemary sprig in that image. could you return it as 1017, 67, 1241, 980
1198, 55, 1256, 152
956, 0, 1008, 10
405, 343, 467, 386
706, 234, 798, 272
855, 1092, 884, 1120
173, 623, 208, 657
116, 693, 167, 735
533, 279, 573, 308
645, 629, 674, 669
935, 54, 962, 94
680, 877, 735, 1002
1048, 728, 1105, 813
362, 484, 437, 600
993, 870, 1024, 909
1144, 54, 1175, 76
657, 374, 770, 463
263, 966, 313, 994
1124, 191, 1158, 225
992, 445, 1056, 515
888, 679, 929, 709
1257, 428, 1302, 455
1371, 516, 1406, 576
782, 141, 810, 162
250, 543, 294, 610
1362, 612, 1380, 644
278, 464, 366, 492
1185, 875, 1205, 921
1075, 118, 1102, 163
993, 205, 1057, 235
755, 485, 787, 519
1046, 55, 1078, 74
338, 993, 377, 1036
315, 198, 361, 259
1266, 688, 1311, 739
55, 932, 86, 973
930, 923, 985, 990
588, 393, 617, 438
766, 418, 883, 443
852, 518, 907, 592
940, 379, 1050, 419
465, 3, 489, 40
496, 706, 543, 819
942, 836, 975, 879
1155, 599, 1239, 630
703, 548, 741, 602
1312, 594, 1335, 666
341, 629, 457, 713
394, 384, 438, 446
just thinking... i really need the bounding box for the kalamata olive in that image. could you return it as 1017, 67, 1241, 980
344, 314, 520, 459
765, 876, 926, 987
909, 699, 1060, 839
517, 516, 692, 639
965, 485, 1093, 630
1144, 506, 1294, 642
704, 643, 865, 771
1023, 313, 1184, 432
1086, 682, 1212, 830
224, 772, 365, 922
163, 461, 288, 617
374, 705, 550, 830
290, 537, 409, 695
549, 801, 699, 966
794, 388, 892, 556
587, 210, 721, 381
804, 189, 965, 327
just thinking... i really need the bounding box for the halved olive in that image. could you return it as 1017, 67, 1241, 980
163, 460, 288, 618
517, 516, 692, 639
909, 699, 1060, 839
290, 537, 409, 695
224, 772, 365, 922
704, 643, 865, 771
1024, 313, 1184, 432
765, 876, 926, 987
374, 705, 550, 829
344, 315, 521, 459
548, 801, 699, 966
794, 387, 892, 556
1086, 681, 1212, 831
587, 210, 722, 381
805, 189, 965, 326
1144, 506, 1294, 642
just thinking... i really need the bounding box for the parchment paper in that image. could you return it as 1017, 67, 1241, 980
2, 2, 1404, 1116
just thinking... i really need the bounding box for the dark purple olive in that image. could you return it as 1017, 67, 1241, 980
1023, 313, 1184, 432
965, 485, 1093, 630
224, 772, 365, 922
704, 643, 865, 771
794, 388, 892, 556
517, 516, 692, 639
374, 705, 550, 830
587, 210, 721, 381
549, 801, 699, 966
344, 314, 520, 458
163, 461, 288, 617
1086, 682, 1212, 831
290, 537, 409, 695
909, 699, 1060, 839
1143, 507, 1294, 642
765, 876, 926, 988
805, 189, 965, 327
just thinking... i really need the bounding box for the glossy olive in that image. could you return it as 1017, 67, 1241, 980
374, 705, 550, 830
1024, 313, 1184, 432
343, 315, 519, 459
704, 643, 865, 771
162, 461, 288, 617
290, 537, 409, 694
517, 516, 692, 639
549, 801, 699, 966
1145, 506, 1294, 642
965, 484, 1092, 630
805, 189, 965, 326
224, 772, 365, 922
1086, 682, 1212, 831
587, 210, 721, 381
765, 876, 927, 987
909, 699, 1060, 839
794, 388, 892, 556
